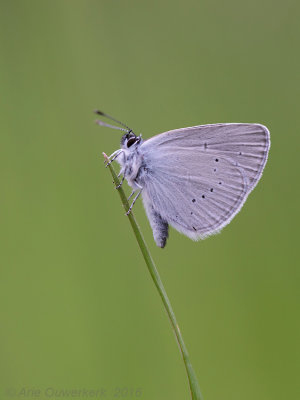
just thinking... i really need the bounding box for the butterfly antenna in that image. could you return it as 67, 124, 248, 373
94, 110, 134, 134
95, 119, 128, 132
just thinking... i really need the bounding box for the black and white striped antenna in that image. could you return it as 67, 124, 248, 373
94, 110, 135, 135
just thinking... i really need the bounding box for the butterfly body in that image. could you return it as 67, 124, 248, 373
118, 146, 144, 190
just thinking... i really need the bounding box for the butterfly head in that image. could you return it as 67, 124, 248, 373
121, 131, 142, 150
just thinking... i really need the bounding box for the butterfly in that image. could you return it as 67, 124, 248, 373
96, 110, 270, 248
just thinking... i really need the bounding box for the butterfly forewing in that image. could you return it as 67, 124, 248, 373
142, 123, 270, 194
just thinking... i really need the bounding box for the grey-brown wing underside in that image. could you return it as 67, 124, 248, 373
140, 123, 270, 244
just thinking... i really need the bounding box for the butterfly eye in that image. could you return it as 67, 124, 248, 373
127, 137, 137, 148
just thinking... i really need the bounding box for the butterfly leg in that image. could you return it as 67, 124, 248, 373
126, 179, 143, 200
126, 189, 143, 215
115, 164, 127, 189
127, 190, 135, 201
105, 150, 123, 167
126, 180, 143, 197
107, 149, 121, 159
115, 175, 125, 189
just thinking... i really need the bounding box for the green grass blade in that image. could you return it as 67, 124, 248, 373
103, 153, 203, 400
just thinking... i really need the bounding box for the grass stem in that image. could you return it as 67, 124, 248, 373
103, 153, 203, 400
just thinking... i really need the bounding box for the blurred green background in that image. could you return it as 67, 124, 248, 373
0, 1, 299, 399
